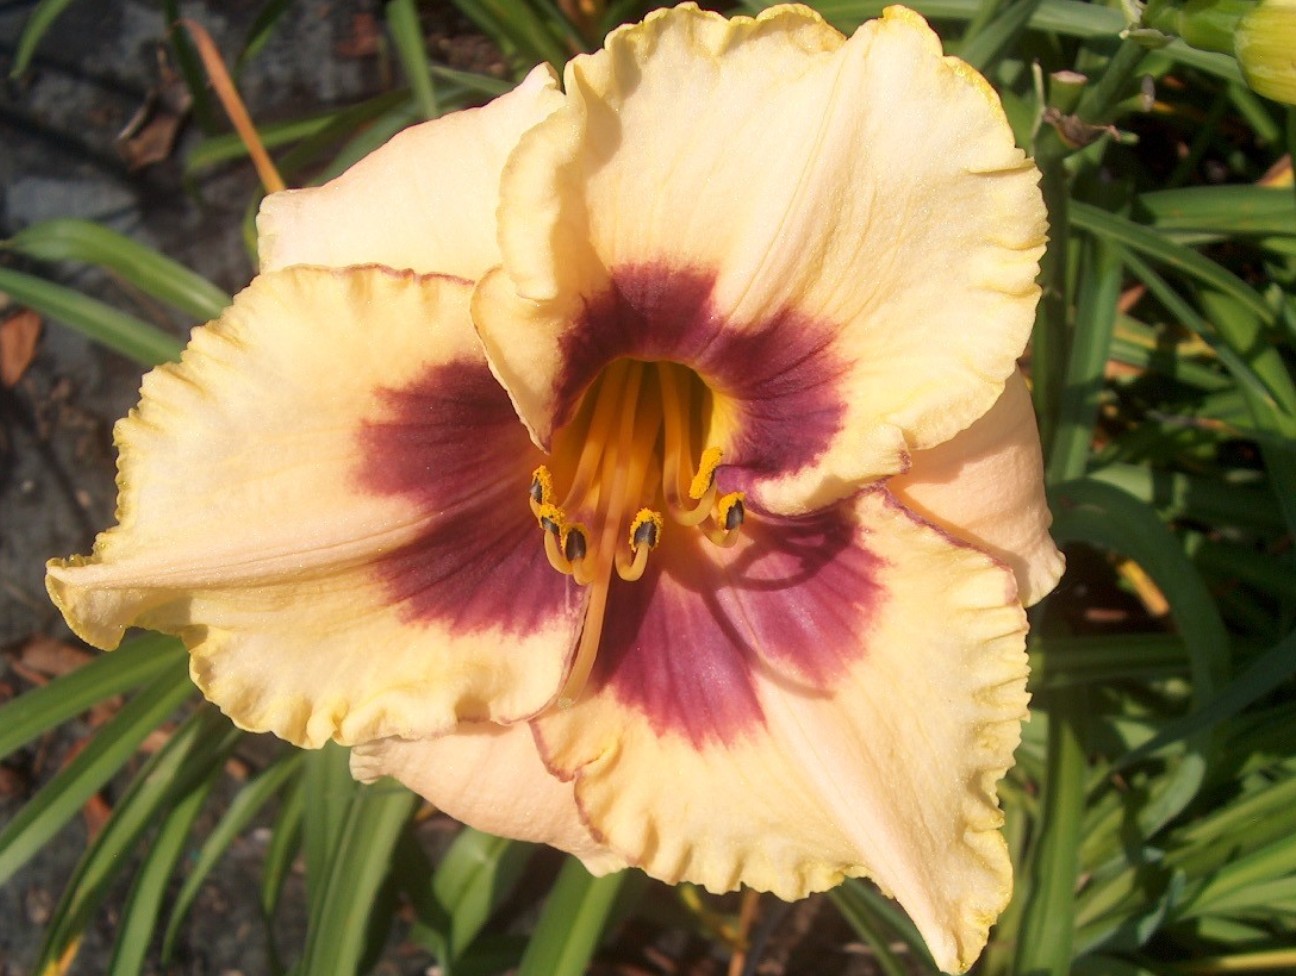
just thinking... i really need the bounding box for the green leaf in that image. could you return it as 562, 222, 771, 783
301, 741, 357, 914
0, 266, 184, 365
297, 780, 418, 976
34, 707, 241, 972
1138, 186, 1296, 241
1014, 691, 1088, 976
449, 0, 571, 69
828, 881, 936, 976
1115, 628, 1296, 773
162, 750, 303, 961
1048, 479, 1226, 842
315, 101, 424, 182
1196, 289, 1296, 537
238, 0, 297, 67
1049, 479, 1230, 699
260, 771, 304, 935
10, 0, 84, 76
0, 633, 183, 761
187, 113, 339, 173
0, 655, 194, 887
957, 0, 1046, 73
1179, 832, 1296, 918
1089, 464, 1283, 535
1047, 236, 1122, 483
1070, 202, 1275, 328
386, 0, 440, 120
110, 769, 217, 975
1168, 769, 1296, 876
429, 64, 513, 96
1028, 634, 1188, 689
6, 219, 231, 321
162, 0, 218, 133
516, 859, 629, 976
787, 0, 1240, 79
429, 829, 535, 964
1118, 249, 1286, 416
274, 90, 412, 181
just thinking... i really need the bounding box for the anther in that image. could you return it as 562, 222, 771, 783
629, 509, 663, 552
688, 447, 724, 501
706, 492, 745, 548
535, 502, 565, 535
720, 494, 745, 531
563, 525, 589, 562
618, 509, 662, 582
530, 466, 554, 509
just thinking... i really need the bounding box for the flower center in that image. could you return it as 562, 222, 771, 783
527, 359, 745, 705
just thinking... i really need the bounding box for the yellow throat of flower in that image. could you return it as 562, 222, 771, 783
527, 359, 745, 705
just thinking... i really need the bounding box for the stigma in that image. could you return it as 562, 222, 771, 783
525, 359, 745, 705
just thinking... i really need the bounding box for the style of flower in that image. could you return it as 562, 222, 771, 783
46, 5, 1062, 972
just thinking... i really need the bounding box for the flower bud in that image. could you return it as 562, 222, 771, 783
1149, 0, 1296, 103
1235, 0, 1296, 104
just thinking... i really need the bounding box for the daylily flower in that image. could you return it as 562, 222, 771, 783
46, 4, 1062, 972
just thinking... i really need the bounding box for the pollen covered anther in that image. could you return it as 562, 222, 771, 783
689, 447, 724, 501
617, 508, 663, 582
629, 509, 663, 551
529, 466, 554, 511
534, 501, 564, 535
708, 492, 746, 548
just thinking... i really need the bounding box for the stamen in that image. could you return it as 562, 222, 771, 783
563, 524, 589, 562
617, 509, 662, 582
529, 466, 554, 513
543, 523, 572, 575
689, 447, 724, 500
561, 359, 630, 511
529, 359, 744, 705
564, 523, 598, 585
534, 501, 565, 536
629, 509, 663, 551
720, 493, 745, 531
705, 492, 745, 548
557, 574, 610, 708
658, 365, 694, 506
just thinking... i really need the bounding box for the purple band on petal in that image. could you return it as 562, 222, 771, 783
557, 265, 848, 499
594, 505, 886, 746
357, 360, 576, 634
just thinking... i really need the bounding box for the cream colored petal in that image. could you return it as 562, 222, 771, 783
890, 371, 1064, 605
258, 65, 563, 280
351, 724, 625, 874
476, 4, 1045, 514
534, 489, 1030, 974
47, 267, 584, 748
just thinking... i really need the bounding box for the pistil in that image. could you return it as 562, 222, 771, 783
529, 360, 745, 705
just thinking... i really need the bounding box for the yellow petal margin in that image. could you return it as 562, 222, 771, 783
47, 267, 584, 748
892, 371, 1065, 605
475, 3, 1047, 514
534, 489, 1029, 974
258, 65, 563, 280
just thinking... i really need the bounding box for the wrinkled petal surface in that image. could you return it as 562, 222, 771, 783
533, 489, 1029, 974
352, 724, 625, 874
258, 65, 563, 280
476, 3, 1046, 514
891, 371, 1064, 605
47, 267, 584, 748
